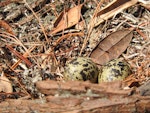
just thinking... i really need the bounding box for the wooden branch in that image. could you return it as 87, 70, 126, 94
0, 80, 149, 112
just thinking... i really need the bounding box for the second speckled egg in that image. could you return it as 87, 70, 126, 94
98, 59, 131, 83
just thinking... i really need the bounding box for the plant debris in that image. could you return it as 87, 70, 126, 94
90, 29, 133, 65
0, 72, 13, 93
0, 0, 150, 112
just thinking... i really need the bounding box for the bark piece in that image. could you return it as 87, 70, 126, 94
138, 80, 150, 96
0, 94, 149, 112
36, 80, 133, 97
0, 80, 149, 112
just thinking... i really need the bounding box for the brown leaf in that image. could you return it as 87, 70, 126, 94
0, 72, 13, 93
90, 29, 133, 65
94, 0, 138, 27
49, 4, 83, 35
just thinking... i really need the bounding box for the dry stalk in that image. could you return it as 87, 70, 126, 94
23, 0, 49, 42
11, 46, 36, 70
80, 0, 105, 55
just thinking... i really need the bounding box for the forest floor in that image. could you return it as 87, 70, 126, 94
0, 0, 150, 112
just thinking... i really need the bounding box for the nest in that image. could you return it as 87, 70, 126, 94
0, 0, 150, 112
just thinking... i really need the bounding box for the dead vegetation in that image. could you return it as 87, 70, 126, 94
0, 0, 150, 112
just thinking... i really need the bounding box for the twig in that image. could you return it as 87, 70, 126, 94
80, 0, 105, 55
6, 45, 32, 67
24, 0, 49, 42
11, 46, 36, 70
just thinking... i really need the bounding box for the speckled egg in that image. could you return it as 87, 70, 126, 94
64, 57, 99, 83
98, 59, 131, 83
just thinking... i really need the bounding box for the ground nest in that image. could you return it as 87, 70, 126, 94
0, 0, 150, 112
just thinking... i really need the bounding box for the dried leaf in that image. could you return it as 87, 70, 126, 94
90, 29, 133, 65
94, 0, 138, 27
0, 72, 13, 93
49, 4, 83, 35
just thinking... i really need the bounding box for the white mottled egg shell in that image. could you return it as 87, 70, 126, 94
64, 57, 99, 83
98, 59, 131, 83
